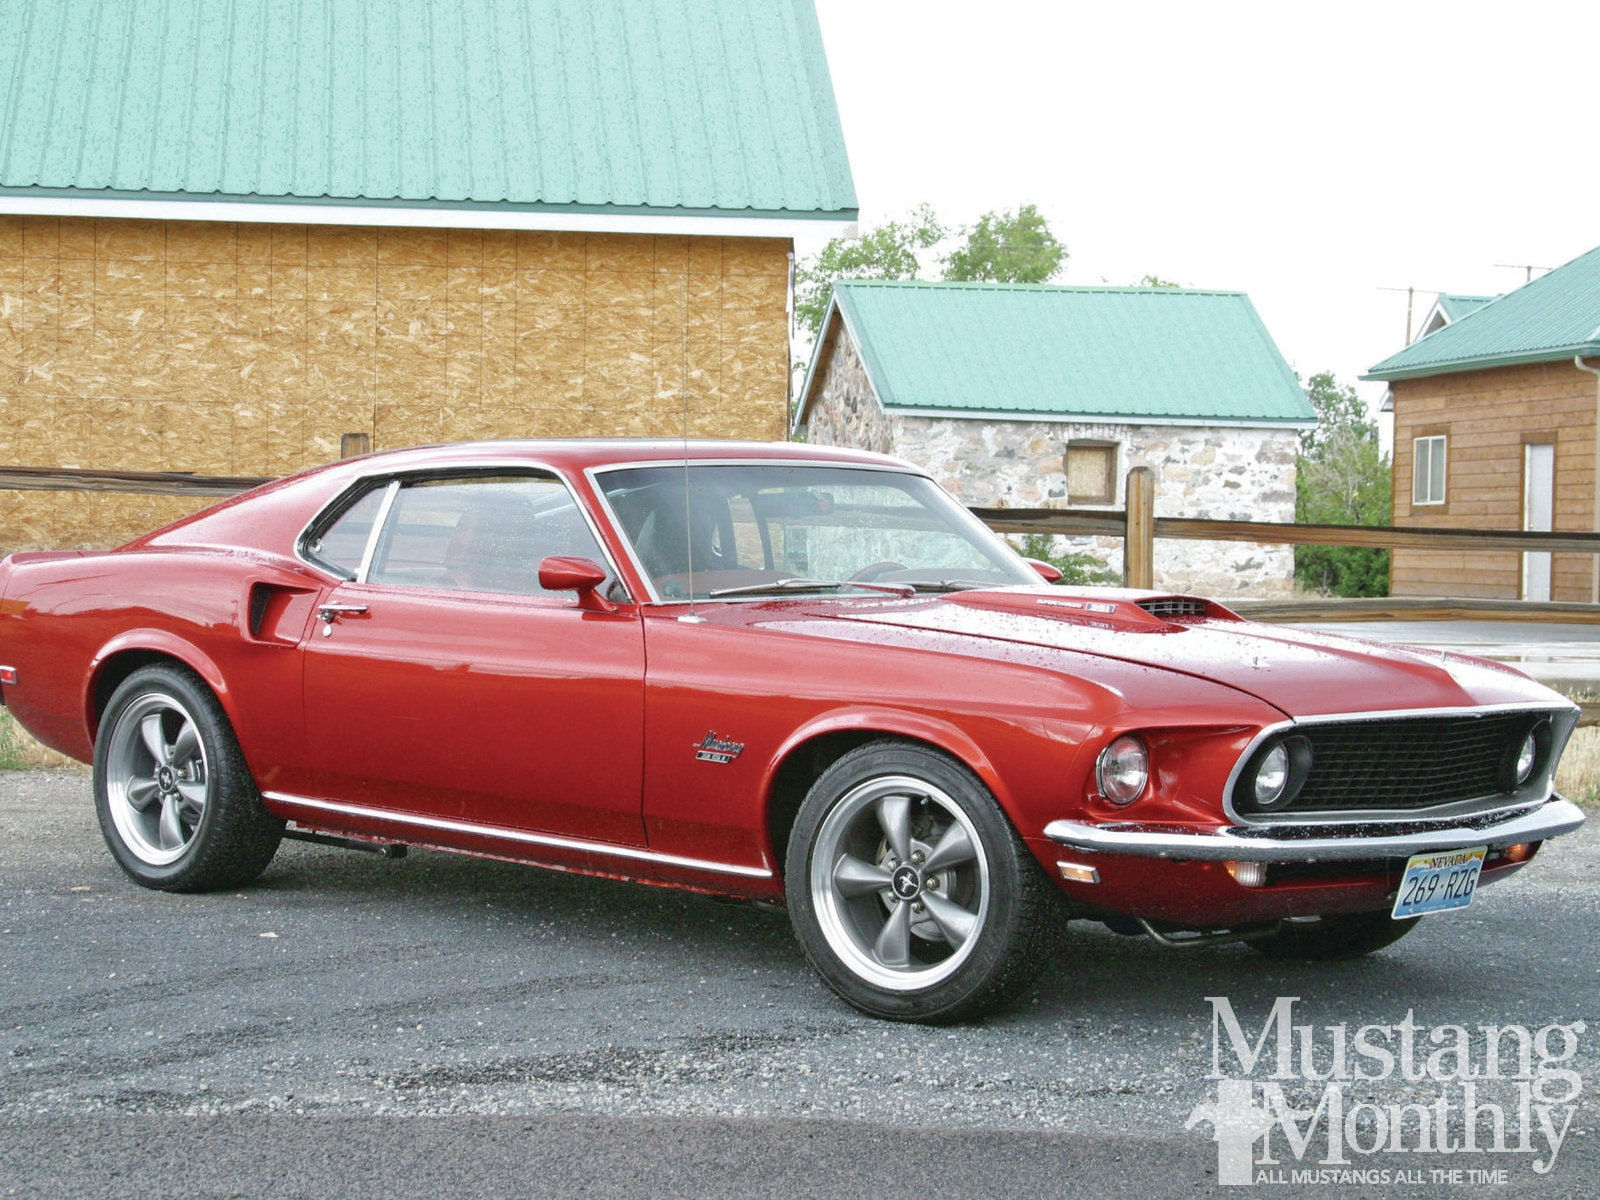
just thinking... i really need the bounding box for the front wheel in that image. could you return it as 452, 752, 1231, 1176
784, 742, 1053, 1022
1247, 910, 1419, 961
94, 664, 283, 892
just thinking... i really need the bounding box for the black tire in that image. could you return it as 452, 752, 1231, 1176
1248, 910, 1419, 961
784, 741, 1054, 1023
93, 664, 283, 892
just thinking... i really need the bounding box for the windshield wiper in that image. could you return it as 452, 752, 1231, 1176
707, 577, 915, 598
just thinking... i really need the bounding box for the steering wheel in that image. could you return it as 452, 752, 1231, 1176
849, 561, 907, 583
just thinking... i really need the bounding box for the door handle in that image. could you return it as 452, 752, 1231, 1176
317, 603, 369, 623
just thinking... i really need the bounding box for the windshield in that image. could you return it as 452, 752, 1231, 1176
597, 463, 1038, 600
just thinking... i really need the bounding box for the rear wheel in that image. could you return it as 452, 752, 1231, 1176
94, 665, 283, 892
785, 742, 1053, 1023
1247, 910, 1419, 961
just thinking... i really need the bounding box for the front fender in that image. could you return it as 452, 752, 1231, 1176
763, 704, 1014, 815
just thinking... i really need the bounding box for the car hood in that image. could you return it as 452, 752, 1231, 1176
794, 588, 1561, 719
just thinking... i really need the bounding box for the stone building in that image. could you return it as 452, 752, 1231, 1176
1366, 244, 1600, 602
0, 0, 856, 551
795, 281, 1314, 598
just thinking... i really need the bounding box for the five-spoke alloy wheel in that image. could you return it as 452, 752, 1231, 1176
94, 665, 283, 891
786, 742, 1053, 1022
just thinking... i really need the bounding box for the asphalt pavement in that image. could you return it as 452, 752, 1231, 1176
2, 770, 1597, 1199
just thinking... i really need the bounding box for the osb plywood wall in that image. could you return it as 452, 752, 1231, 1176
0, 215, 790, 551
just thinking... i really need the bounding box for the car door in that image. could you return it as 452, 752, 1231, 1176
296, 471, 646, 846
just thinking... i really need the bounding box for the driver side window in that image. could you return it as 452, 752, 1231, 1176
364, 475, 610, 596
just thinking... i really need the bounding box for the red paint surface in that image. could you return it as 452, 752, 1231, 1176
0, 440, 1576, 922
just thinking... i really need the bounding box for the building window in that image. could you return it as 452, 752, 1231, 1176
1412, 435, 1447, 505
1065, 441, 1117, 506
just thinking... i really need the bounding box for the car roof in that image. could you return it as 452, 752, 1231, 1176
330, 438, 911, 475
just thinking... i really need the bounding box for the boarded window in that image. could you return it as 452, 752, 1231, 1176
1065, 442, 1117, 505
1413, 435, 1447, 505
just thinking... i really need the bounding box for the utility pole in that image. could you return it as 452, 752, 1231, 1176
1378, 285, 1439, 344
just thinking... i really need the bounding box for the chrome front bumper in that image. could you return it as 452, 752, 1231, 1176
1043, 797, 1586, 862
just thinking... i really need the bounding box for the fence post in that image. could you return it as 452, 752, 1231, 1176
1124, 466, 1154, 588
340, 433, 372, 459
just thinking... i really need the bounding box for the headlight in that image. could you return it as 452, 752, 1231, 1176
1097, 735, 1149, 806
1253, 744, 1290, 807
1500, 721, 1549, 791
1236, 735, 1312, 814
1515, 732, 1538, 784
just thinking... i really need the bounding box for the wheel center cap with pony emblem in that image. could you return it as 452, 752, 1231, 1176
890, 864, 923, 901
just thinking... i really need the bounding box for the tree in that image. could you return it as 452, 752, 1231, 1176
1134, 274, 1182, 288
943, 203, 1066, 284
792, 204, 945, 339
792, 203, 1069, 340
1295, 371, 1391, 597
1010, 533, 1121, 586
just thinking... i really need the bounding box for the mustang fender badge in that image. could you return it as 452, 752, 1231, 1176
695, 732, 745, 765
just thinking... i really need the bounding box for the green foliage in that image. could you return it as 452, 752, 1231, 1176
793, 204, 946, 339
0, 712, 26, 771
792, 203, 1068, 340
1294, 371, 1391, 597
1134, 274, 1183, 288
943, 204, 1066, 285
1012, 533, 1121, 586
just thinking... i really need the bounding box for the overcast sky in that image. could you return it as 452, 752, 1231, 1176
808, 0, 1600, 411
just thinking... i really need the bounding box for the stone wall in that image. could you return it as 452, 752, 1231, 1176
0, 216, 790, 552
801, 334, 895, 454
804, 341, 1299, 598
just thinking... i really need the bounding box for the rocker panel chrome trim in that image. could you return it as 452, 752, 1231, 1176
262, 792, 773, 879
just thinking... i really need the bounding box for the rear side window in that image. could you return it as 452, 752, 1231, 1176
302, 485, 388, 578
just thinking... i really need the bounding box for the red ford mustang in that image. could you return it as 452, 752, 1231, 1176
0, 441, 1583, 1021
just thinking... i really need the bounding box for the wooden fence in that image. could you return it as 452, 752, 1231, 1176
971, 466, 1600, 621
4, 461, 1598, 724
7, 462, 1600, 604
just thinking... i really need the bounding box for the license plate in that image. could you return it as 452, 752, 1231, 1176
1392, 846, 1487, 919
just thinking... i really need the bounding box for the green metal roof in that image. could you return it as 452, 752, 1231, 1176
0, 0, 856, 220
799, 281, 1314, 427
1367, 247, 1600, 380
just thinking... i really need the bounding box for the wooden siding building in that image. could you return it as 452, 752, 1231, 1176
1367, 246, 1600, 602
0, 0, 857, 552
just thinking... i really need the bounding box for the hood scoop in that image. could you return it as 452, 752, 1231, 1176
1135, 595, 1217, 621
940, 588, 1238, 631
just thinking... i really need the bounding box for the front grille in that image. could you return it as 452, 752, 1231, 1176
1237, 712, 1541, 817
1138, 596, 1207, 619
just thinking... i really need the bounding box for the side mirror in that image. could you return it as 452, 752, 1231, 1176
538, 555, 617, 612
1025, 557, 1064, 584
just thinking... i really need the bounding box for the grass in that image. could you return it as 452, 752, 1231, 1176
0, 709, 80, 770
1556, 725, 1600, 807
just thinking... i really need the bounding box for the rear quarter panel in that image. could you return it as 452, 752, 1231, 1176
0, 548, 325, 786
